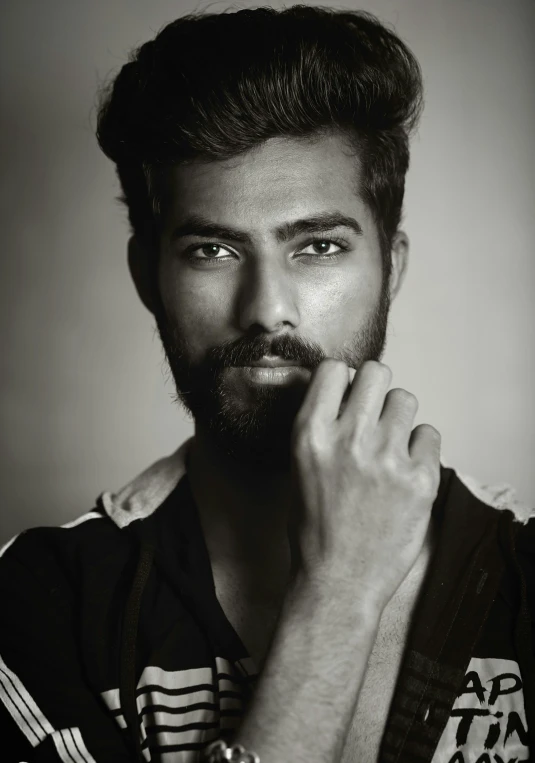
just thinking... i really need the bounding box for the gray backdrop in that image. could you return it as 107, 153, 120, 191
1, 0, 534, 544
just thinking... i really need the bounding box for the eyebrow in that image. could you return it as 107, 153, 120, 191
170, 212, 363, 244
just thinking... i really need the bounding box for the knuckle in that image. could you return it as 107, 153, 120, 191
321, 358, 346, 372
389, 388, 417, 407
347, 429, 365, 459
292, 414, 313, 445
429, 424, 441, 442
293, 408, 314, 436
322, 358, 347, 374
361, 360, 391, 381
293, 419, 327, 458
379, 449, 401, 476
376, 361, 393, 382
315, 358, 347, 382
412, 463, 439, 496
419, 423, 441, 443
403, 390, 418, 409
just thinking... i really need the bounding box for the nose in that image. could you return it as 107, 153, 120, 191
237, 259, 300, 334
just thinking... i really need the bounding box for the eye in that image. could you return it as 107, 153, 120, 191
297, 238, 348, 258
186, 243, 236, 263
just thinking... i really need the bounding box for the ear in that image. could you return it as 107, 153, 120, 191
128, 235, 157, 315
388, 230, 409, 301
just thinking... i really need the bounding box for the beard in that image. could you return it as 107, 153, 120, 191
153, 282, 390, 471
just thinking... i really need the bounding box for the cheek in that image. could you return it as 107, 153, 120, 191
299, 263, 383, 342
157, 263, 234, 349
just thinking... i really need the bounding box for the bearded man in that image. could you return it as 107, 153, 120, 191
1, 7, 534, 763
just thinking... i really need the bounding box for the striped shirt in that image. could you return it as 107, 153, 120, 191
0, 440, 534, 762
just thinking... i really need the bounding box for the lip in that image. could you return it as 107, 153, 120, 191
234, 365, 310, 386
246, 356, 302, 368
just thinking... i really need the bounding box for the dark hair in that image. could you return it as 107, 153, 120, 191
96, 5, 423, 272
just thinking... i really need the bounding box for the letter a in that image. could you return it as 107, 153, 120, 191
458, 671, 486, 704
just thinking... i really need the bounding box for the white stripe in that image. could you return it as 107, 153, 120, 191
160, 751, 205, 762
0, 653, 53, 744
109, 690, 231, 729
0, 513, 102, 562
112, 712, 128, 730
55, 727, 93, 763
145, 726, 222, 748
136, 658, 253, 693
140, 717, 148, 745
52, 729, 75, 763
138, 693, 241, 719
0, 512, 103, 560
124, 703, 220, 729
217, 677, 246, 693
60, 511, 103, 529
100, 686, 120, 711
143, 708, 214, 727
101, 658, 250, 755
215, 655, 256, 678
139, 664, 216, 691
0, 534, 19, 559
101, 667, 218, 713
137, 687, 215, 710
0, 670, 40, 745
68, 727, 97, 763
110, 695, 242, 748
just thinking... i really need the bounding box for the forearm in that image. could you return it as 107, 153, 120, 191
234, 576, 383, 763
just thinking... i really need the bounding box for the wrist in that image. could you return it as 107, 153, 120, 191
287, 567, 387, 623
272, 571, 385, 671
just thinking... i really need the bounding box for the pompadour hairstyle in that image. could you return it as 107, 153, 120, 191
96, 5, 423, 273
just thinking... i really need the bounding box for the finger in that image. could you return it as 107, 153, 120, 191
379, 388, 419, 449
341, 361, 392, 431
338, 366, 357, 416
296, 358, 350, 425
409, 423, 441, 463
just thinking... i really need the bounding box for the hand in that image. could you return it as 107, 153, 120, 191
288, 359, 441, 610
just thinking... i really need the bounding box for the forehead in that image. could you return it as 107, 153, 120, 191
160, 132, 374, 236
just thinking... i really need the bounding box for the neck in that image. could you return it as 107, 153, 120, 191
187, 426, 293, 573
185, 426, 435, 605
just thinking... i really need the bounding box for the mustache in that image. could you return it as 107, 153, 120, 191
206, 333, 326, 370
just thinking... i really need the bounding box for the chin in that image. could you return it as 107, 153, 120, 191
202, 385, 304, 472
216, 433, 293, 472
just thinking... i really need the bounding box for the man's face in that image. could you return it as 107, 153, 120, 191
151, 132, 392, 469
